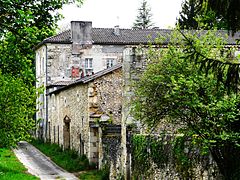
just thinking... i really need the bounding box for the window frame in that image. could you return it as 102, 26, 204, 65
85, 58, 93, 69
106, 58, 114, 68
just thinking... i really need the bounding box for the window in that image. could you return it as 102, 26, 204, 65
85, 58, 93, 69
106, 59, 114, 68
85, 58, 93, 75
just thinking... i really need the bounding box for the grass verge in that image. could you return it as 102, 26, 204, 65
0, 148, 38, 180
78, 170, 109, 180
31, 139, 109, 180
31, 139, 91, 172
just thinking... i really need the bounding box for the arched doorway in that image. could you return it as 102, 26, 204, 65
63, 115, 71, 149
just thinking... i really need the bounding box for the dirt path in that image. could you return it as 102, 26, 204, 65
13, 141, 78, 180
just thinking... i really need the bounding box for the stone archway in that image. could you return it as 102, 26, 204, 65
63, 115, 71, 149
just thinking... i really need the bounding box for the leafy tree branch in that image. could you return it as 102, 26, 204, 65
133, 29, 240, 178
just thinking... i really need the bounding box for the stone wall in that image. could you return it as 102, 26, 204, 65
89, 68, 123, 125
121, 47, 146, 179
88, 67, 123, 166
46, 43, 124, 85
36, 40, 124, 141
46, 43, 73, 84
48, 83, 89, 153
121, 47, 222, 180
48, 66, 123, 169
35, 45, 47, 139
131, 134, 222, 180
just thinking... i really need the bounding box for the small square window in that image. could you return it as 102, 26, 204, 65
106, 59, 114, 68
85, 58, 93, 69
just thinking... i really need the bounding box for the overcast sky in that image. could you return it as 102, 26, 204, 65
59, 0, 183, 29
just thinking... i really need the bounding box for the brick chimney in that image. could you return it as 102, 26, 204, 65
71, 21, 92, 54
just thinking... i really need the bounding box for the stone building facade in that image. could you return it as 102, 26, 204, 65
48, 65, 122, 170
35, 21, 166, 140
35, 21, 172, 179
35, 21, 240, 179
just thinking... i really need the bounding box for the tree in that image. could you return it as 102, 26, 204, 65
206, 0, 240, 33
0, 0, 83, 147
0, 0, 83, 78
0, 73, 36, 147
133, 0, 154, 29
178, 0, 228, 30
178, 0, 202, 29
133, 29, 240, 178
178, 0, 240, 32
178, 0, 240, 92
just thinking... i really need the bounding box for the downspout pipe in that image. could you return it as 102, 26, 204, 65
45, 44, 49, 142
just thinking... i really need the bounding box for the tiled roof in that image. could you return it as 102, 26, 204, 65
48, 64, 122, 95
42, 28, 172, 45
40, 28, 240, 46
44, 30, 72, 44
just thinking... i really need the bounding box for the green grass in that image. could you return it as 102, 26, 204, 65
0, 148, 38, 180
31, 139, 110, 179
79, 170, 109, 180
31, 139, 92, 172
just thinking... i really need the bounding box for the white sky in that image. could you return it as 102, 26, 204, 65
59, 0, 183, 29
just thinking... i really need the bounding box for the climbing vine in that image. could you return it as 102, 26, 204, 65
132, 134, 212, 179
132, 134, 171, 178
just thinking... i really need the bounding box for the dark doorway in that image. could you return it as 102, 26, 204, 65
63, 116, 71, 149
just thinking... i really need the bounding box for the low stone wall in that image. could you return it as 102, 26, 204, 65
131, 134, 223, 180
121, 47, 223, 180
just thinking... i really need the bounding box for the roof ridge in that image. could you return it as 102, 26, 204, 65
36, 28, 239, 49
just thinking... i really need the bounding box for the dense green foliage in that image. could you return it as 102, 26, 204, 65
31, 140, 110, 179
178, 0, 227, 30
133, 29, 240, 178
178, 0, 202, 29
206, 0, 240, 32
79, 168, 109, 180
132, 0, 154, 29
31, 139, 91, 172
0, 74, 36, 147
0, 148, 38, 179
0, 0, 82, 147
132, 134, 210, 179
178, 0, 239, 32
132, 134, 171, 177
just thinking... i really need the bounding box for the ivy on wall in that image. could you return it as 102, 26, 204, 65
132, 134, 171, 177
132, 134, 215, 179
